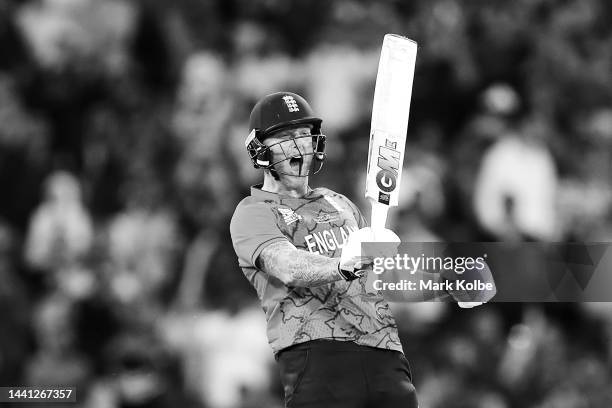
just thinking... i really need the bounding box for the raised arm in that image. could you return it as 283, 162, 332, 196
257, 241, 343, 287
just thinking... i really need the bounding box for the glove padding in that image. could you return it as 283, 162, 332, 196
338, 227, 400, 281
458, 302, 484, 308
370, 227, 401, 243
338, 227, 399, 281
338, 227, 374, 280
441, 259, 496, 308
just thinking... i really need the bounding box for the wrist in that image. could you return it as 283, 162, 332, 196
335, 258, 344, 279
337, 258, 358, 281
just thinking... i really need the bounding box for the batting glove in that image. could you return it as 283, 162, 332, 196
337, 227, 400, 281
441, 260, 496, 308
338, 227, 374, 280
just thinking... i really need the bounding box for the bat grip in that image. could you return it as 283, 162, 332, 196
370, 200, 389, 239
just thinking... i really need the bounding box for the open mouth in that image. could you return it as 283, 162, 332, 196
289, 156, 303, 166
288, 155, 305, 175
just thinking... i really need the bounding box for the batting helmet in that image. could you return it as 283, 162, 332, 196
245, 92, 326, 173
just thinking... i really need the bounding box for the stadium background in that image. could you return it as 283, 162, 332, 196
1, 0, 612, 407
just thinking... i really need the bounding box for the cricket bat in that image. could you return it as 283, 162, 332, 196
365, 34, 417, 238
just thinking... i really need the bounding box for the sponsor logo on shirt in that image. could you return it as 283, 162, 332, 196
313, 213, 340, 224
277, 207, 302, 225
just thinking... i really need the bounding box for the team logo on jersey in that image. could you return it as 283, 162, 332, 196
314, 213, 340, 224
277, 207, 302, 225
323, 196, 344, 213
282, 95, 300, 112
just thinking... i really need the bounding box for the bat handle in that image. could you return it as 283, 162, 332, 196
369, 200, 389, 240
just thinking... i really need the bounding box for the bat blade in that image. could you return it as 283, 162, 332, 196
365, 34, 417, 232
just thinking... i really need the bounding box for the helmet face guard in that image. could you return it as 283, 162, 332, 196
246, 92, 327, 176
246, 131, 326, 177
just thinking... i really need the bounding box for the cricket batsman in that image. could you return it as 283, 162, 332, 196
230, 92, 490, 407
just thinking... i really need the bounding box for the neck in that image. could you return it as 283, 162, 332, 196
262, 172, 310, 198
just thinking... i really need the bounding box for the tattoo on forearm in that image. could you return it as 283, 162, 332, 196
258, 241, 341, 287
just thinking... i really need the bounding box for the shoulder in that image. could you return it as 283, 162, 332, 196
230, 197, 274, 227
232, 196, 257, 215
311, 187, 364, 222
232, 194, 275, 213
312, 187, 349, 202
313, 187, 358, 208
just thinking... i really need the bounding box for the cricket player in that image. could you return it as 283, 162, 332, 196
230, 92, 487, 408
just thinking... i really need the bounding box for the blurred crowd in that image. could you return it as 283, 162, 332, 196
1, 0, 612, 407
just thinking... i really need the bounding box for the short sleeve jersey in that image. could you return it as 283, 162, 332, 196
230, 185, 402, 354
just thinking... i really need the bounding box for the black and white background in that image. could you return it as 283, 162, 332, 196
1, 0, 612, 407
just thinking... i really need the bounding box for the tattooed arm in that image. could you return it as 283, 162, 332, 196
257, 241, 343, 287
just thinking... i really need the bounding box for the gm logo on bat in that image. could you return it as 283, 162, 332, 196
376, 138, 400, 204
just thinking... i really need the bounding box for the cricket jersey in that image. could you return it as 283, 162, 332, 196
230, 185, 403, 354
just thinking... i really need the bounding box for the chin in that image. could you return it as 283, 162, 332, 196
280, 173, 309, 186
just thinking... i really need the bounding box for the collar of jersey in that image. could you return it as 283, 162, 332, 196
250, 184, 315, 202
